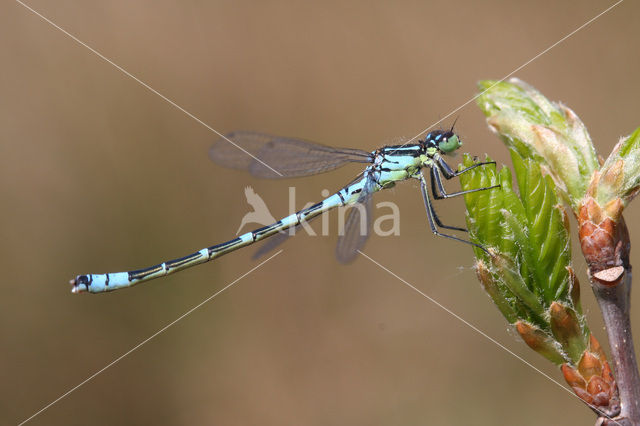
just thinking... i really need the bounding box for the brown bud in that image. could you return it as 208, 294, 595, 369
578, 351, 603, 380
577, 196, 630, 280
561, 335, 619, 417
515, 321, 565, 364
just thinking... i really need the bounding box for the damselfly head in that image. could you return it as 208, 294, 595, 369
424, 130, 462, 155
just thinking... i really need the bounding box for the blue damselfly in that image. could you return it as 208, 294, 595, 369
71, 129, 498, 293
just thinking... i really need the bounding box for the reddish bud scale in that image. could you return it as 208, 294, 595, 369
577, 197, 630, 285
561, 335, 619, 417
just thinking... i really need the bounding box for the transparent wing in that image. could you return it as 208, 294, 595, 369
209, 131, 373, 179
252, 211, 326, 259
335, 178, 375, 263
252, 230, 291, 260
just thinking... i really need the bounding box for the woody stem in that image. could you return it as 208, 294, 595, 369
591, 270, 640, 423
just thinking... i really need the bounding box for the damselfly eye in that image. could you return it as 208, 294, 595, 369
438, 133, 462, 153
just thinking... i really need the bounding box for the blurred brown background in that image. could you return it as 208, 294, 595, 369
2, 1, 639, 425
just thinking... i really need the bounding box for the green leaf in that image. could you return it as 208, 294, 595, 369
595, 126, 640, 207
460, 151, 587, 365
476, 78, 599, 212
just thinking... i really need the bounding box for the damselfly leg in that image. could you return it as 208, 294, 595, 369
419, 157, 499, 254
428, 157, 501, 232
436, 156, 497, 179
430, 162, 500, 201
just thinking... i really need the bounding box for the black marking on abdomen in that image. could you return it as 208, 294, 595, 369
76, 275, 91, 287
105, 274, 109, 287
337, 191, 346, 205
253, 222, 282, 240
304, 202, 323, 214
208, 237, 242, 256
129, 264, 164, 282
165, 252, 203, 270
299, 201, 324, 221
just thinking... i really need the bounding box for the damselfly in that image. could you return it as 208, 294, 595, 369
71, 129, 498, 293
